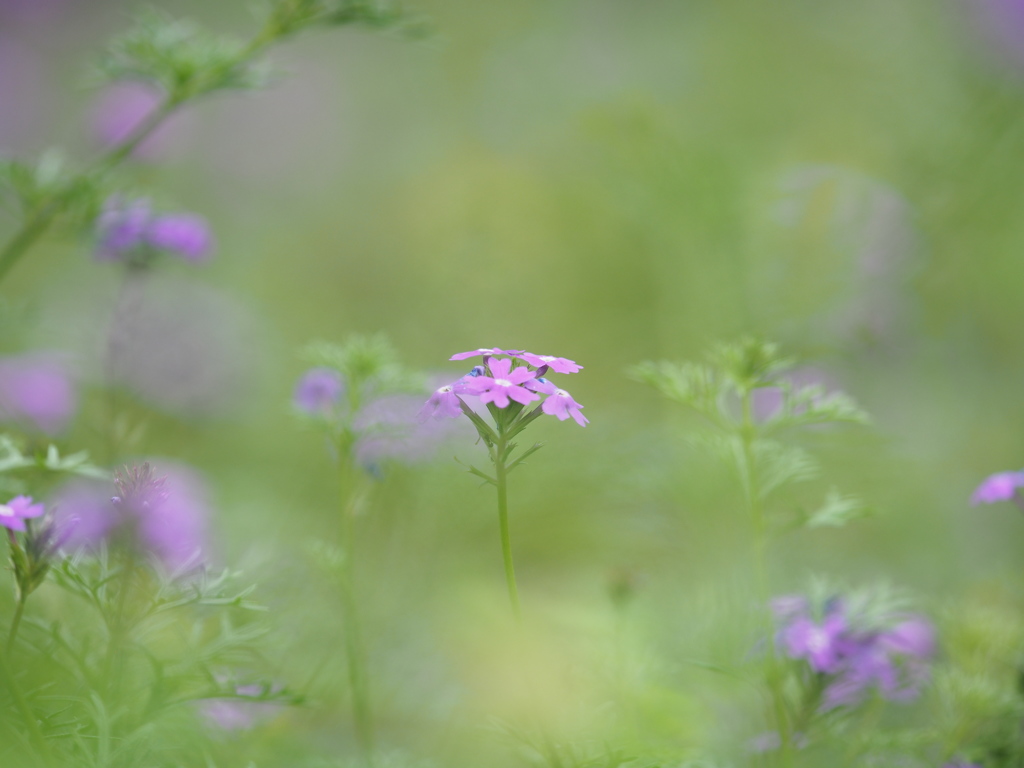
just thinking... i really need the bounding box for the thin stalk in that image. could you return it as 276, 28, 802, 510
739, 389, 791, 762
337, 451, 375, 768
0, 642, 56, 766
493, 437, 521, 621
6, 589, 26, 654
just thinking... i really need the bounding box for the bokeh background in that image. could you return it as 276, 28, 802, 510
3, 0, 1024, 764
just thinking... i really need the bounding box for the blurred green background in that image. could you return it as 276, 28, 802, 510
3, 0, 1024, 763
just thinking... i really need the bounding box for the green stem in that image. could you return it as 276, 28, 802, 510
0, 641, 55, 766
739, 390, 791, 763
6, 589, 26, 654
493, 437, 521, 621
337, 452, 375, 768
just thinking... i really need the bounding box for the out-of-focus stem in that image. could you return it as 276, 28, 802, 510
6, 589, 26, 654
337, 449, 376, 768
739, 389, 791, 764
0, 639, 55, 766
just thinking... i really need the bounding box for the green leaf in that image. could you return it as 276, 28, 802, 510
98, 11, 266, 100
803, 487, 872, 529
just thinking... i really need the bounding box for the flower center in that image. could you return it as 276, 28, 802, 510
495, 379, 512, 387
540, 356, 556, 362
0, 505, 13, 518
806, 628, 828, 653
439, 386, 452, 393
556, 389, 569, 397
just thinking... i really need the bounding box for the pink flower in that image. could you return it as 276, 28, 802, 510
0, 353, 77, 435
449, 347, 521, 361
541, 388, 588, 426
782, 611, 848, 673
419, 383, 464, 420
517, 352, 582, 374
463, 357, 538, 409
0, 495, 44, 532
971, 470, 1024, 505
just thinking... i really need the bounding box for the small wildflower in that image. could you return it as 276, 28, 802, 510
95, 196, 152, 261
449, 347, 520, 361
146, 213, 214, 263
53, 462, 209, 572
94, 195, 213, 264
517, 352, 583, 374
773, 591, 935, 712
294, 368, 344, 416
462, 357, 539, 409
970, 470, 1024, 504
0, 495, 45, 532
782, 610, 847, 673
541, 387, 588, 426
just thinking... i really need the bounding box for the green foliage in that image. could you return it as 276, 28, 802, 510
0, 153, 104, 232
98, 11, 270, 102
263, 0, 429, 38
17, 554, 294, 767
301, 333, 424, 409
0, 435, 108, 481
630, 339, 870, 534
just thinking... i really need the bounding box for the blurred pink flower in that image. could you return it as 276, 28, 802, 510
0, 353, 77, 435
91, 82, 192, 161
52, 461, 211, 572
0, 495, 44, 533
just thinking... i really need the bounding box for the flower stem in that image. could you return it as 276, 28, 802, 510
0, 640, 56, 766
493, 437, 522, 622
6, 589, 26, 654
337, 454, 376, 768
739, 389, 791, 762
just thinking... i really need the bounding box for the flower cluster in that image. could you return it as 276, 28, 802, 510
773, 593, 935, 710
421, 348, 588, 427
95, 195, 214, 264
53, 462, 209, 572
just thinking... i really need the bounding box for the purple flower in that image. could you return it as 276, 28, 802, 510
0, 495, 44, 533
53, 462, 210, 572
782, 611, 847, 673
94, 196, 214, 264
774, 591, 935, 711
146, 213, 214, 263
0, 353, 77, 435
294, 368, 344, 416
463, 357, 539, 409
517, 352, 583, 374
879, 618, 935, 659
541, 387, 589, 426
971, 470, 1024, 504
95, 197, 152, 262
449, 347, 521, 361
419, 383, 464, 420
